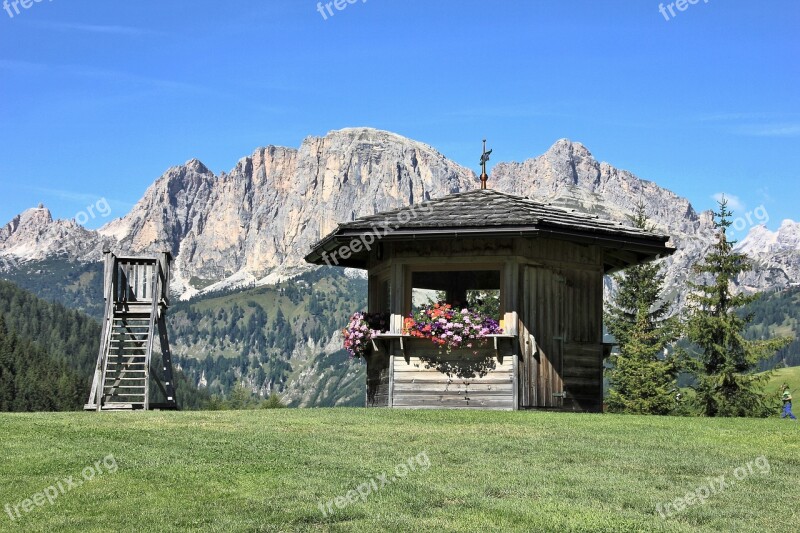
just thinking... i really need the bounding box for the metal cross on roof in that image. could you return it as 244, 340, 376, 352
479, 139, 492, 190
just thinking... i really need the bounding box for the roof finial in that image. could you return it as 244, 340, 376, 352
479, 139, 492, 190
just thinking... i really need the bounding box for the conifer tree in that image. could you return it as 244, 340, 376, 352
685, 198, 792, 417
605, 203, 680, 414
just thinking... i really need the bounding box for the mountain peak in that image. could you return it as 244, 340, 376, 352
1, 204, 53, 249
318, 127, 443, 155
328, 126, 399, 139
544, 138, 594, 160
9, 204, 53, 229
0, 202, 112, 261
737, 220, 800, 256
184, 158, 211, 174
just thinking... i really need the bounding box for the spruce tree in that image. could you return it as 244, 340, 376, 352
685, 198, 792, 417
605, 203, 680, 414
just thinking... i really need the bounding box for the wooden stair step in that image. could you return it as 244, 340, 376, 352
108, 345, 148, 348
100, 403, 145, 410
108, 345, 148, 349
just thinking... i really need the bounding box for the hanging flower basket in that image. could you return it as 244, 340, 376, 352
342, 312, 390, 359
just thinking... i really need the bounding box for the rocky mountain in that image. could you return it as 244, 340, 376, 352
2, 127, 798, 405
489, 139, 722, 308
95, 128, 474, 296
1, 127, 797, 302
0, 204, 114, 263
736, 220, 800, 292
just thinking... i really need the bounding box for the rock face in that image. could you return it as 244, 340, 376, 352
94, 128, 475, 294
736, 220, 800, 291
1, 128, 798, 303
489, 139, 721, 309
0, 205, 113, 263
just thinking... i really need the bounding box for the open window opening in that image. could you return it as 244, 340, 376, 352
410, 269, 501, 319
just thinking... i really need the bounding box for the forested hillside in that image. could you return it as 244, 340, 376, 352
1, 259, 104, 319
167, 267, 368, 407
742, 286, 800, 369
0, 280, 208, 411
0, 280, 99, 410
0, 265, 369, 409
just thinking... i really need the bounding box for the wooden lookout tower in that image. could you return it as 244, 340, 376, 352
85, 251, 178, 411
305, 153, 675, 411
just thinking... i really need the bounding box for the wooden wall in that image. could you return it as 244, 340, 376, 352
562, 343, 604, 411
365, 350, 390, 407
392, 347, 516, 410
517, 238, 605, 412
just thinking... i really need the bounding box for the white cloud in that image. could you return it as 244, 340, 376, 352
737, 124, 800, 137
30, 21, 159, 36
693, 112, 800, 137
712, 193, 745, 213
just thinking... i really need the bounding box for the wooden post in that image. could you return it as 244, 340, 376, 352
91, 251, 116, 411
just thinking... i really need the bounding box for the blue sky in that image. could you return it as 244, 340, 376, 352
0, 1, 798, 238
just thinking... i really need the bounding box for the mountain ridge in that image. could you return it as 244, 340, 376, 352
1, 128, 798, 302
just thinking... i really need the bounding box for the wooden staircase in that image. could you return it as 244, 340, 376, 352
84, 251, 178, 411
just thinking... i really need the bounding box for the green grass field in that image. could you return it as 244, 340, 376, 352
0, 409, 797, 532
766, 366, 800, 398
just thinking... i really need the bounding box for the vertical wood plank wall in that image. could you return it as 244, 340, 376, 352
365, 350, 391, 407
391, 346, 516, 410
518, 239, 605, 412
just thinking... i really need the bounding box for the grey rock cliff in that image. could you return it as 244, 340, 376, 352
1, 129, 797, 303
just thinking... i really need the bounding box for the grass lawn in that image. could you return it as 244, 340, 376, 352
765, 366, 800, 398
0, 409, 798, 532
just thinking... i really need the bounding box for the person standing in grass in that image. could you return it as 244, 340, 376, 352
781, 384, 797, 420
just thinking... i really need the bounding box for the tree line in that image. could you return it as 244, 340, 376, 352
0, 280, 210, 411
605, 200, 793, 417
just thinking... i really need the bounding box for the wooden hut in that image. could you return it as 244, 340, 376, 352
305, 189, 675, 411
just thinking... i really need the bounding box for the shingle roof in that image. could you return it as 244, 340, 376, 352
345, 189, 662, 236
305, 189, 674, 270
